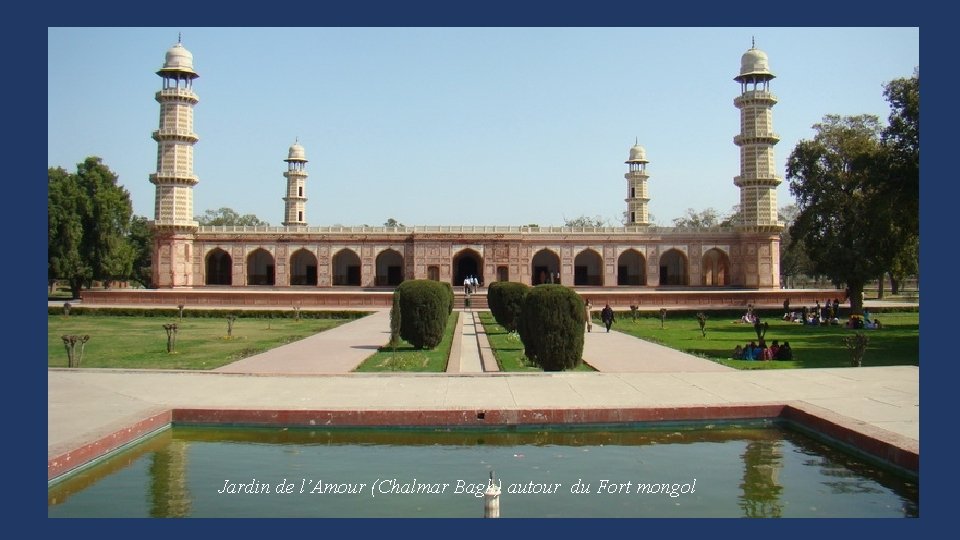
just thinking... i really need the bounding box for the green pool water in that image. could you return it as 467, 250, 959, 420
48, 422, 918, 518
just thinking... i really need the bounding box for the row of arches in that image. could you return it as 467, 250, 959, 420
204, 247, 731, 287
205, 247, 405, 287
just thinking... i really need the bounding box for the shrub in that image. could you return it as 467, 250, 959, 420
488, 282, 529, 332
441, 282, 454, 314
487, 282, 505, 325
517, 284, 585, 371
395, 279, 449, 349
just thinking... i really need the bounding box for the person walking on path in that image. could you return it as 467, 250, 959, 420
601, 303, 615, 333
585, 300, 594, 333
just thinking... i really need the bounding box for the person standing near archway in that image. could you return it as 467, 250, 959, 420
601, 304, 615, 333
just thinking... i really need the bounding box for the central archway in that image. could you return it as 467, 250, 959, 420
453, 249, 483, 288
531, 249, 560, 285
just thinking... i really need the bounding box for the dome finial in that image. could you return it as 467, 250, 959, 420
751, 36, 755, 49
178, 32, 182, 44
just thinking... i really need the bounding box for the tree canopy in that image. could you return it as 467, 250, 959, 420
563, 214, 611, 227
671, 207, 739, 229
786, 116, 902, 313
196, 207, 269, 226
48, 157, 137, 297
785, 70, 918, 311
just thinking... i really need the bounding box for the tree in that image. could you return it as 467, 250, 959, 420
517, 284, 585, 371
671, 208, 721, 229
196, 207, 269, 226
786, 114, 895, 315
48, 158, 136, 298
128, 215, 154, 288
880, 70, 920, 294
384, 218, 404, 227
778, 204, 814, 288
881, 69, 919, 236
563, 214, 610, 227
48, 167, 91, 298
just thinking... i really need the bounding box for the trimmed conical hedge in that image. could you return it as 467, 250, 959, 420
394, 279, 449, 349
517, 284, 585, 371
487, 281, 530, 332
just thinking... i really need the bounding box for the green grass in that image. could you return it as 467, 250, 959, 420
478, 312, 594, 372
604, 311, 919, 370
354, 311, 459, 372
48, 314, 358, 369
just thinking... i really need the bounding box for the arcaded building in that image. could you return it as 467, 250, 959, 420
149, 40, 783, 292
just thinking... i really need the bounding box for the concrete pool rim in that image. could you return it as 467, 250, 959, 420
47, 402, 918, 484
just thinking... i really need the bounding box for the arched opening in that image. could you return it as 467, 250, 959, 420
658, 249, 688, 286
531, 249, 560, 285
453, 249, 483, 288
332, 249, 361, 286
427, 266, 440, 281
375, 249, 405, 286
289, 249, 318, 286
574, 249, 604, 286
205, 248, 232, 286
702, 248, 731, 286
617, 249, 646, 286
246, 248, 275, 286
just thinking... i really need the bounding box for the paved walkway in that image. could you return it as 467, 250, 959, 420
583, 327, 732, 372
214, 310, 391, 374
48, 307, 919, 479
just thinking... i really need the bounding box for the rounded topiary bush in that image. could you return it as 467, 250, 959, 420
488, 281, 529, 332
517, 284, 585, 371
394, 279, 449, 349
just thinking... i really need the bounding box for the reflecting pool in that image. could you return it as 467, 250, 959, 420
48, 422, 918, 518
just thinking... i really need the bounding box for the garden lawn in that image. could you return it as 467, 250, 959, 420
48, 314, 358, 370
605, 311, 919, 370
478, 312, 594, 372
354, 311, 459, 372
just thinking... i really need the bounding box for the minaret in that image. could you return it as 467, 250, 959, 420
624, 141, 651, 226
150, 38, 200, 230
733, 40, 782, 232
282, 140, 308, 226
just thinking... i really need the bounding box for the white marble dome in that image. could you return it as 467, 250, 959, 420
628, 144, 647, 162
287, 141, 307, 161
162, 42, 196, 73
738, 47, 773, 78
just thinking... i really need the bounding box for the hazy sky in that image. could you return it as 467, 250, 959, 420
47, 27, 918, 227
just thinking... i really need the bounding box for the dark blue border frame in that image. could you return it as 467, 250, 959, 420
25, 0, 943, 537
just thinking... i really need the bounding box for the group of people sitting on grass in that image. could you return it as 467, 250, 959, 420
846, 310, 883, 330
731, 340, 793, 361
783, 303, 843, 326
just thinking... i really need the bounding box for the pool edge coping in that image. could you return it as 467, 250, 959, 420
48, 401, 918, 482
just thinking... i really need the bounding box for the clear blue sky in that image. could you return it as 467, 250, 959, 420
47, 27, 918, 227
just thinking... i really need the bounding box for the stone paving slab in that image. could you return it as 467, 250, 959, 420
582, 328, 734, 372
213, 310, 390, 374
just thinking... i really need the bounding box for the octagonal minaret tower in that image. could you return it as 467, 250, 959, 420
282, 140, 309, 226
733, 41, 783, 232
624, 141, 651, 226
149, 38, 200, 231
